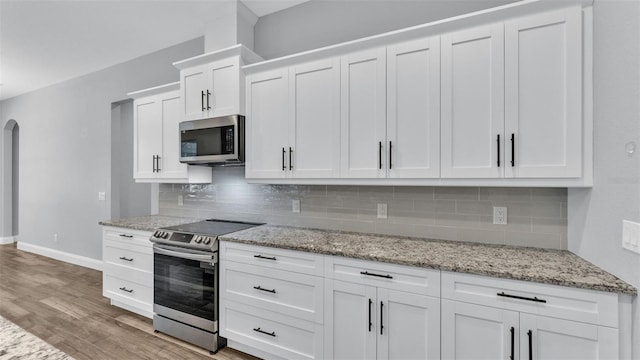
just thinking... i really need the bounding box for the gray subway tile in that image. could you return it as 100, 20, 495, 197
457, 228, 505, 245
479, 187, 532, 201
435, 187, 479, 200
394, 186, 434, 200
531, 188, 567, 201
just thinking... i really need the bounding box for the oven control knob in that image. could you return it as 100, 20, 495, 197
194, 236, 202, 243
203, 237, 211, 245
162, 232, 169, 239
154, 231, 162, 238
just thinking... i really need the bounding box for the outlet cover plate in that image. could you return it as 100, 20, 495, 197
622, 220, 640, 254
493, 206, 507, 225
377, 203, 388, 219
292, 199, 301, 213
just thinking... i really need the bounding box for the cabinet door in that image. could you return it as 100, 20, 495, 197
324, 279, 376, 360
245, 69, 290, 179
340, 48, 387, 178
207, 58, 240, 118
377, 289, 440, 360
441, 299, 519, 360
181, 65, 208, 121
520, 314, 618, 360
441, 24, 504, 178
505, 8, 582, 178
290, 58, 341, 178
158, 91, 188, 179
387, 37, 440, 178
133, 97, 162, 179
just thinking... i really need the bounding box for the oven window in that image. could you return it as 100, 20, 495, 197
180, 126, 234, 157
154, 253, 216, 321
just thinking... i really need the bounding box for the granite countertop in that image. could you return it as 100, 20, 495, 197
220, 225, 637, 295
99, 215, 201, 232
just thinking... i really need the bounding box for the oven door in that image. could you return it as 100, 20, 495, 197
179, 115, 244, 164
153, 244, 219, 332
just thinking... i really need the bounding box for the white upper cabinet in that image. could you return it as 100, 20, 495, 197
290, 58, 341, 178
175, 45, 263, 121
504, 8, 582, 178
441, 24, 505, 178
245, 68, 290, 179
340, 48, 387, 178
387, 37, 441, 179
130, 83, 212, 183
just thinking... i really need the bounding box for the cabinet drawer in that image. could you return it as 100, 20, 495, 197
221, 261, 323, 323
103, 274, 153, 305
103, 227, 152, 245
220, 301, 323, 360
103, 262, 153, 288
220, 241, 323, 276
441, 271, 619, 327
324, 256, 440, 297
103, 239, 153, 272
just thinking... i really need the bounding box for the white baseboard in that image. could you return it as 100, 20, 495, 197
17, 242, 103, 271
0, 236, 15, 245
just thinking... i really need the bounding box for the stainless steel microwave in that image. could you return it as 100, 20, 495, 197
179, 115, 245, 165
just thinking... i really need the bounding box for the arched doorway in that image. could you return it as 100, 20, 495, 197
1, 119, 19, 244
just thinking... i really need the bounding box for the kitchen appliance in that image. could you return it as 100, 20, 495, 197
150, 219, 262, 353
179, 115, 245, 165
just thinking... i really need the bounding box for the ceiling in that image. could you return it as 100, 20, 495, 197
0, 0, 309, 101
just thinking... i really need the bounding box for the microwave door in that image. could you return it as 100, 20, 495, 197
179, 115, 244, 164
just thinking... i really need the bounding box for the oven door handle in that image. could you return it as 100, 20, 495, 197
153, 245, 216, 262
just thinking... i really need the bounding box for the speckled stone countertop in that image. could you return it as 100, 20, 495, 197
99, 215, 201, 232
220, 225, 637, 295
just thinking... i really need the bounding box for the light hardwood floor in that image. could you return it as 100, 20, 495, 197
0, 243, 257, 360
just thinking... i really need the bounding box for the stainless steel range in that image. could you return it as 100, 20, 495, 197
149, 219, 263, 353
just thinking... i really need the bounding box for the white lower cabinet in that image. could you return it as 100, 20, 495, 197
101, 226, 154, 318
441, 272, 621, 360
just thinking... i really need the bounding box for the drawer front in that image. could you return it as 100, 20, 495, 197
220, 241, 323, 276
103, 239, 153, 272
441, 271, 619, 327
103, 227, 152, 245
104, 274, 153, 305
220, 301, 323, 360
103, 262, 153, 288
325, 256, 440, 297
221, 261, 323, 323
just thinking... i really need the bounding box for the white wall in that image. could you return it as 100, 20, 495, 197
0, 37, 204, 260
254, 0, 518, 59
567, 0, 640, 356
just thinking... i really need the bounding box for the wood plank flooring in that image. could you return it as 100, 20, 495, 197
0, 243, 257, 360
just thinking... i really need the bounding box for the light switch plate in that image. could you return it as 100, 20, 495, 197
377, 203, 388, 219
178, 195, 184, 206
493, 206, 507, 225
622, 220, 640, 254
98, 192, 106, 201
292, 199, 301, 213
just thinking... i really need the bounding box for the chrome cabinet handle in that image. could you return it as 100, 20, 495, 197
119, 256, 133, 262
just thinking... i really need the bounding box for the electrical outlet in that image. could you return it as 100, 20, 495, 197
53, 233, 58, 242
98, 192, 106, 201
622, 220, 640, 254
377, 203, 388, 219
292, 199, 301, 213
493, 206, 507, 225
178, 195, 184, 206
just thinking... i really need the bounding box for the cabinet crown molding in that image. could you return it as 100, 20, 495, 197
173, 44, 263, 70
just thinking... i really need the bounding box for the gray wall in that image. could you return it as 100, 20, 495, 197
254, 0, 518, 59
567, 0, 640, 355
0, 37, 204, 259
111, 100, 152, 220
160, 167, 568, 249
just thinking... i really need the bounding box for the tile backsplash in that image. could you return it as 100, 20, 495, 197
159, 167, 567, 249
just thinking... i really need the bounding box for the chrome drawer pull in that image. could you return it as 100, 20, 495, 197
119, 287, 133, 293
119, 234, 133, 238
253, 286, 276, 294
119, 256, 133, 262
360, 271, 393, 279
253, 254, 277, 261
253, 327, 276, 337
497, 292, 546, 303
